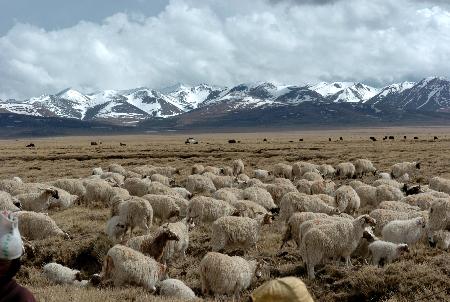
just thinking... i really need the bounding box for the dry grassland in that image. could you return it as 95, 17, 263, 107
2, 127, 450, 301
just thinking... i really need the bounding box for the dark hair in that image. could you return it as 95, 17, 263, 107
0, 258, 21, 282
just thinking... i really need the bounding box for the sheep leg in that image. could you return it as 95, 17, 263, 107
307, 263, 315, 279
345, 256, 352, 267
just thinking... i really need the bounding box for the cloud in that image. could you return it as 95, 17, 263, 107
0, 0, 450, 99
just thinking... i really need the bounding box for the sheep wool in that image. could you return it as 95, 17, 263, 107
381, 217, 427, 245
43, 263, 81, 285
243, 186, 277, 211
187, 196, 237, 224
232, 159, 245, 176
354, 159, 377, 177
14, 211, 68, 240
158, 278, 196, 300
106, 216, 127, 243
279, 192, 339, 221
368, 241, 409, 266
334, 185, 360, 214
429, 176, 450, 194
185, 174, 216, 195
391, 161, 420, 179
428, 198, 450, 231
335, 162, 356, 179
0, 191, 21, 211
273, 163, 293, 179
281, 212, 329, 248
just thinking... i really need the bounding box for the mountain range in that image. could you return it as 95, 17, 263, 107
1, 77, 450, 128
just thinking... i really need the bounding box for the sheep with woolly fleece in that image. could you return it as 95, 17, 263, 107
13, 211, 68, 240
148, 166, 180, 177
397, 173, 410, 183
368, 241, 409, 266
210, 175, 240, 189
378, 172, 392, 180
265, 183, 297, 205
391, 161, 420, 179
354, 185, 377, 207
429, 176, 450, 194
243, 186, 277, 211
369, 208, 427, 235
334, 185, 360, 214
92, 167, 103, 175
272, 177, 295, 187
378, 200, 421, 212
48, 189, 78, 210
237, 174, 250, 183
253, 169, 271, 181
203, 166, 221, 175
382, 216, 427, 245
186, 196, 237, 224
142, 194, 180, 223
123, 177, 152, 197
160, 218, 195, 263
222, 165, 236, 177
213, 188, 239, 204
43, 263, 82, 285
233, 200, 268, 218
292, 162, 320, 179
100, 172, 125, 187
16, 188, 59, 212
211, 214, 273, 252
108, 163, 127, 176
352, 226, 379, 259
428, 198, 450, 231
199, 252, 260, 300
245, 178, 265, 188
49, 178, 86, 197
349, 180, 366, 190
115, 196, 153, 235
376, 185, 404, 204
301, 214, 376, 279
158, 278, 196, 300
281, 212, 329, 248
102, 244, 166, 292
318, 164, 335, 178
172, 187, 192, 200
335, 162, 356, 179
310, 180, 335, 196
0, 179, 24, 195
294, 179, 312, 195
373, 178, 403, 189
84, 179, 129, 206
146, 181, 179, 197
428, 230, 450, 250
354, 159, 377, 177
185, 174, 216, 195
273, 163, 293, 179
131, 165, 155, 176
302, 172, 323, 182
150, 173, 173, 187
0, 191, 21, 211
401, 193, 448, 210
232, 159, 245, 176
191, 164, 205, 175
279, 192, 340, 221
106, 216, 127, 243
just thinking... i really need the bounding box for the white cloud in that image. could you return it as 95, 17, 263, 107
0, 0, 449, 100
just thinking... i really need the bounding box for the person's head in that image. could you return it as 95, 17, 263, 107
0, 210, 24, 279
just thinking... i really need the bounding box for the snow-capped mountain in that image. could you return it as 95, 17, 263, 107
1, 77, 449, 125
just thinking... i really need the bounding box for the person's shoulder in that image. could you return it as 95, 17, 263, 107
12, 282, 36, 302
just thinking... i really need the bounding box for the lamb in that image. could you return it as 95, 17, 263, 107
253, 169, 271, 181
13, 211, 68, 240
185, 174, 216, 195
232, 159, 245, 176
279, 192, 340, 221
354, 159, 377, 177
43, 263, 82, 285
211, 214, 273, 252
400, 193, 447, 210
16, 188, 59, 212
0, 191, 21, 211
123, 177, 152, 197
49, 178, 86, 197
233, 200, 268, 218
158, 278, 196, 300
115, 196, 153, 235
107, 163, 127, 176
292, 162, 320, 179
142, 194, 180, 223
428, 230, 450, 250
335, 162, 356, 179
354, 185, 377, 207
368, 241, 409, 266
376, 185, 404, 204
391, 161, 420, 179
301, 215, 376, 279
186, 196, 238, 224
369, 208, 427, 235
378, 200, 421, 212
281, 212, 329, 248
150, 173, 174, 187
334, 185, 360, 214
106, 216, 127, 243
429, 176, 450, 194
381, 216, 427, 245
243, 186, 277, 211
273, 163, 293, 179
318, 164, 335, 178
102, 244, 167, 292
199, 252, 260, 300
191, 164, 205, 175
428, 198, 450, 232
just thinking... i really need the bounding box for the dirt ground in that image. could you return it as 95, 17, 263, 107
2, 127, 450, 301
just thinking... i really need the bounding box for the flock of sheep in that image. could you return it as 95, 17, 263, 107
1, 157, 450, 301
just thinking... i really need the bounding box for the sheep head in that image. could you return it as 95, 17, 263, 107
397, 243, 410, 254
357, 215, 376, 227
44, 188, 59, 199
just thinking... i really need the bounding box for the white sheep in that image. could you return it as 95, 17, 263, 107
185, 174, 216, 195
354, 185, 377, 207
233, 200, 268, 218
428, 230, 450, 250
302, 172, 323, 182
273, 163, 293, 179
199, 252, 260, 300
253, 169, 271, 181
292, 162, 320, 179
186, 196, 237, 224
191, 164, 205, 175
115, 196, 153, 235
279, 192, 339, 221
172, 187, 192, 200
348, 180, 366, 189
378, 200, 421, 213
369, 208, 427, 235
0, 191, 21, 211
158, 278, 196, 300
146, 181, 178, 196
373, 179, 403, 189
429, 176, 450, 194
50, 178, 86, 197
400, 193, 447, 210
142, 194, 180, 223
428, 198, 450, 232
150, 173, 173, 187
161, 218, 195, 263
301, 215, 376, 279
378, 172, 392, 180
318, 164, 335, 178
265, 183, 297, 205
334, 185, 360, 214
16, 188, 59, 212
84, 179, 129, 206
294, 179, 312, 195
243, 186, 277, 211
213, 188, 240, 204
232, 159, 245, 176
203, 166, 222, 175
106, 215, 127, 243
43, 263, 82, 285
211, 214, 273, 252
281, 212, 329, 248
100, 172, 125, 187
237, 173, 250, 183
13, 211, 68, 240
376, 185, 404, 203
107, 163, 127, 176
381, 216, 427, 245
102, 244, 166, 292
92, 167, 103, 175
123, 177, 152, 197
221, 165, 234, 176
335, 162, 356, 179
310, 180, 335, 196
368, 241, 409, 266
391, 161, 420, 179
354, 159, 377, 177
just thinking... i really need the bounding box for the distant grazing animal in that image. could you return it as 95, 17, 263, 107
228, 139, 237, 144
389, 136, 394, 140
90, 141, 98, 146
404, 136, 407, 139
414, 137, 419, 140
328, 138, 331, 142
434, 136, 438, 140
370, 137, 377, 141
299, 138, 303, 142
119, 142, 126, 146
339, 137, 343, 141
26, 143, 35, 148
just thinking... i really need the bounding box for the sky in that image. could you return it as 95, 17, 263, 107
0, 0, 449, 100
